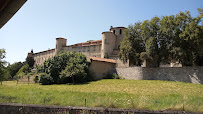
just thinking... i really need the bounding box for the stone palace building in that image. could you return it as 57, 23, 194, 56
28, 26, 126, 68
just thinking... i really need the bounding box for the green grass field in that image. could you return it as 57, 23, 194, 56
0, 79, 202, 112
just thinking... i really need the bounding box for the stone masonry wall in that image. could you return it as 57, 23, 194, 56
0, 103, 196, 114
116, 67, 203, 84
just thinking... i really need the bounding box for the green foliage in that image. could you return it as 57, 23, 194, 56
17, 64, 31, 76
0, 69, 11, 82
119, 23, 144, 66
6, 62, 23, 79
39, 51, 72, 83
26, 56, 35, 68
33, 75, 40, 83
0, 49, 10, 84
60, 53, 89, 83
120, 9, 203, 66
104, 73, 120, 79
39, 51, 91, 84
39, 73, 53, 85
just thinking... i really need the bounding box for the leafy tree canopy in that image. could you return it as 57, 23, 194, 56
0, 49, 10, 84
120, 9, 203, 66
6, 62, 23, 79
38, 51, 90, 84
26, 56, 35, 68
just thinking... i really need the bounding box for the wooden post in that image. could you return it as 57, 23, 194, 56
85, 99, 86, 107
28, 76, 30, 85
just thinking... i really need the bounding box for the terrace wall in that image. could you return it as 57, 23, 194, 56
116, 67, 203, 84
0, 103, 193, 114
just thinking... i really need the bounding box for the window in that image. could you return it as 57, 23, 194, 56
104, 39, 107, 44
113, 30, 115, 34
120, 29, 122, 34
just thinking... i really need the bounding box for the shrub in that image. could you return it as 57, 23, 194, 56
104, 73, 120, 79
17, 64, 31, 75
39, 51, 91, 84
112, 73, 119, 79
59, 54, 89, 83
39, 73, 53, 85
33, 75, 40, 83
39, 52, 72, 83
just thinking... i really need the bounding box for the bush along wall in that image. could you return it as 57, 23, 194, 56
37, 51, 92, 85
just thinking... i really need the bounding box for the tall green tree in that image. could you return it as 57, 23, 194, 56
120, 9, 203, 67
17, 63, 31, 76
38, 51, 90, 84
0, 49, 10, 85
26, 56, 35, 68
143, 17, 160, 66
119, 22, 144, 66
7, 62, 23, 79
60, 53, 88, 83
38, 51, 73, 83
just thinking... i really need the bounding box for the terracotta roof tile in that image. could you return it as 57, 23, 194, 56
67, 40, 102, 47
87, 56, 116, 63
34, 48, 55, 55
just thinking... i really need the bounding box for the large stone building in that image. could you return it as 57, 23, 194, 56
28, 26, 126, 68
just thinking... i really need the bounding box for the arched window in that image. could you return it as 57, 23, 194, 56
113, 30, 115, 34
120, 29, 122, 34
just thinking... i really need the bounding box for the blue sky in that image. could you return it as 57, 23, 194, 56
0, 0, 202, 64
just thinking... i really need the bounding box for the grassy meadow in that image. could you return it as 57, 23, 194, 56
0, 79, 202, 112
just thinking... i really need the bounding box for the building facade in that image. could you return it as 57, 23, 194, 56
28, 26, 126, 67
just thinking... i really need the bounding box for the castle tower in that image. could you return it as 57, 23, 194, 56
55, 38, 67, 55
110, 26, 126, 49
101, 31, 116, 58
101, 26, 126, 58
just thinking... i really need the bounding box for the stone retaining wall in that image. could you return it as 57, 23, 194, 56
116, 67, 203, 84
0, 103, 199, 114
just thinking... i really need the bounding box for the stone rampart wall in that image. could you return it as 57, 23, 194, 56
116, 67, 203, 84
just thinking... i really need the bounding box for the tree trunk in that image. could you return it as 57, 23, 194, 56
28, 76, 30, 85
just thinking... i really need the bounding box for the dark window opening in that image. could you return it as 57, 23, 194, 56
113, 30, 115, 34
120, 29, 122, 34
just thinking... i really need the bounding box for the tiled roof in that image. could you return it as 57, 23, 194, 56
34, 49, 55, 55
87, 56, 116, 63
110, 27, 126, 30
67, 40, 102, 47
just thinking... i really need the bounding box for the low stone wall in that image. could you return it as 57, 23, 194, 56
116, 67, 203, 84
0, 103, 199, 114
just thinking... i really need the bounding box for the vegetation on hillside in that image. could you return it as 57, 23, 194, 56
0, 80, 202, 112
6, 62, 23, 79
120, 9, 203, 66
